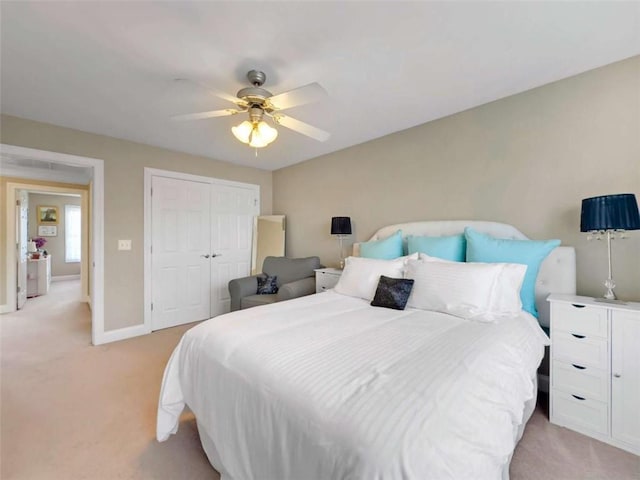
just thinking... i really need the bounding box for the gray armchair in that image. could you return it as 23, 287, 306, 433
229, 256, 322, 311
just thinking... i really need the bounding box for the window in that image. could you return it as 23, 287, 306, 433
65, 205, 81, 263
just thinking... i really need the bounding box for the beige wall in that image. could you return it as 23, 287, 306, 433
274, 56, 640, 301
28, 193, 82, 277
1, 115, 273, 330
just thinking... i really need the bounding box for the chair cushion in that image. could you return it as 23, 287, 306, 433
262, 256, 321, 288
241, 294, 279, 309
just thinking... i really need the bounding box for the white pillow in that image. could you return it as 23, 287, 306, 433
404, 258, 525, 320
334, 256, 406, 300
489, 263, 526, 315
417, 253, 525, 316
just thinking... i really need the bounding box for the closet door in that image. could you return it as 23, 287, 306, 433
151, 176, 211, 330
210, 184, 258, 316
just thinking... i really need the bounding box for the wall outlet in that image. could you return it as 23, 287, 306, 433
118, 239, 132, 251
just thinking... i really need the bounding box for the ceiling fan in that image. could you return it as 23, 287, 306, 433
173, 70, 330, 148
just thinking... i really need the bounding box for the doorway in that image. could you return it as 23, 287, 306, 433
1, 144, 105, 345
18, 190, 86, 309
144, 168, 259, 331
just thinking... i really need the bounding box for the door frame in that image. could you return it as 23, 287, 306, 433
1, 144, 105, 346
143, 167, 260, 332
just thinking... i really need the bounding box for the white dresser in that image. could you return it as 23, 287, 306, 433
27, 255, 51, 297
314, 268, 342, 293
548, 294, 640, 455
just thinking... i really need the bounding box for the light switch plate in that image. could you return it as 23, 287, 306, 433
118, 239, 132, 251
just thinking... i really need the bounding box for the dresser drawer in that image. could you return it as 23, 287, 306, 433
553, 331, 609, 369
551, 302, 608, 338
552, 361, 609, 402
552, 389, 609, 436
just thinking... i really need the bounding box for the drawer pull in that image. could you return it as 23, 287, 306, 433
572, 394, 586, 401
572, 364, 586, 370
571, 333, 586, 339
571, 304, 586, 308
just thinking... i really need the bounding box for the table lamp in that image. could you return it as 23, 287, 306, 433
331, 216, 352, 269
580, 193, 640, 300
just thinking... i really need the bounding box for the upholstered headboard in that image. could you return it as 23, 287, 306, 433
352, 221, 576, 328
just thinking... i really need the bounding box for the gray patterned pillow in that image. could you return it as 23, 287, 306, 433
257, 275, 278, 294
370, 276, 414, 310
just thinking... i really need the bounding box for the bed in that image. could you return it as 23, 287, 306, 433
157, 221, 576, 479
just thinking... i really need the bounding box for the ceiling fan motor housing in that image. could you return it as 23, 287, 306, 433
236, 70, 273, 110
247, 70, 266, 87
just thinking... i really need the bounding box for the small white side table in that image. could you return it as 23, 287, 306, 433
315, 268, 342, 293
27, 255, 51, 297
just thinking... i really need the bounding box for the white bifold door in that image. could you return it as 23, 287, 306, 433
151, 175, 258, 331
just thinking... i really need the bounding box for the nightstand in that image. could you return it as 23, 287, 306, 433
548, 294, 640, 455
315, 268, 342, 293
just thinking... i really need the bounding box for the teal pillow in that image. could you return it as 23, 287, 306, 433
464, 227, 560, 318
360, 230, 403, 260
407, 234, 466, 262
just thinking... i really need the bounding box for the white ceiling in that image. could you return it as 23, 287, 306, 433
1, 2, 638, 171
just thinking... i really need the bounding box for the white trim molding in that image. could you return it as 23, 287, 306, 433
1, 144, 106, 345
100, 324, 150, 344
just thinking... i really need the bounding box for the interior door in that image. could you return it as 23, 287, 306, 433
151, 176, 211, 330
16, 190, 28, 309
210, 184, 259, 316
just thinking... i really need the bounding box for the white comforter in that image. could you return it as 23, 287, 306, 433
157, 291, 549, 480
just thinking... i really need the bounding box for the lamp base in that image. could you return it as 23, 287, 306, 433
604, 278, 616, 301
595, 298, 628, 305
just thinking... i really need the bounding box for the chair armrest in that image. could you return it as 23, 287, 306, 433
277, 277, 316, 301
228, 275, 260, 311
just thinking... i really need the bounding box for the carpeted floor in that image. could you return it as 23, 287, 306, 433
1, 280, 638, 479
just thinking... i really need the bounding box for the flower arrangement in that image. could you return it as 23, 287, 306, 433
33, 237, 47, 249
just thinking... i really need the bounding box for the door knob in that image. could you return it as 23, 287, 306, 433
211, 253, 222, 258
201, 254, 210, 259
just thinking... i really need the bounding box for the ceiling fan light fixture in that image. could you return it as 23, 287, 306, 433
232, 119, 278, 148
231, 121, 254, 144
255, 120, 278, 144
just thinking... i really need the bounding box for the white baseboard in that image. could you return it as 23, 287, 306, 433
0, 303, 15, 314
94, 323, 150, 345
52, 274, 81, 282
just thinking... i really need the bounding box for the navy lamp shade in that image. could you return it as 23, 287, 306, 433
331, 216, 352, 236
580, 194, 640, 232
579, 193, 640, 301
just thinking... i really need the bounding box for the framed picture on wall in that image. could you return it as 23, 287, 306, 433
38, 225, 57, 236
37, 205, 58, 224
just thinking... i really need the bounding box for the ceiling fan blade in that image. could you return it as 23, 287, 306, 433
171, 109, 241, 121
175, 78, 247, 107
268, 83, 328, 110
276, 115, 330, 142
